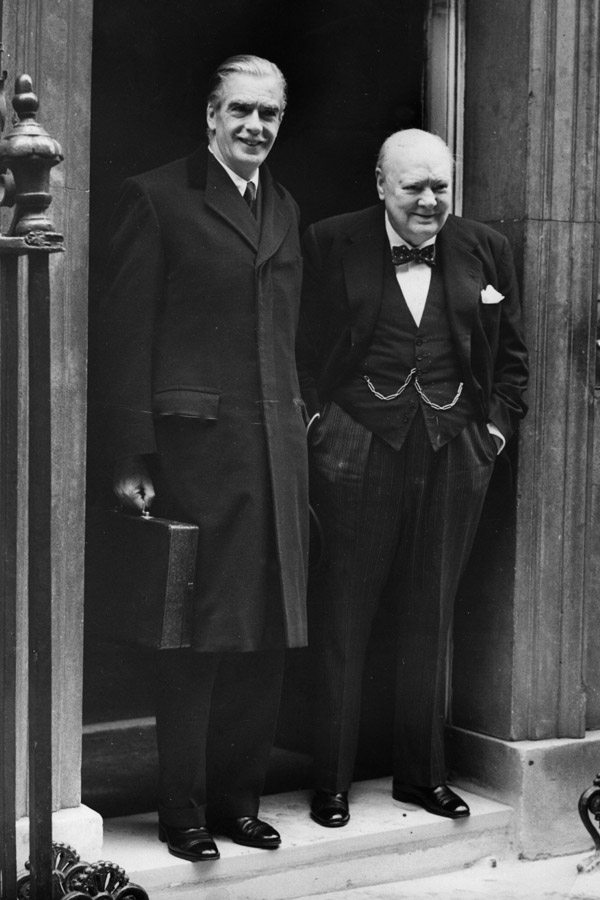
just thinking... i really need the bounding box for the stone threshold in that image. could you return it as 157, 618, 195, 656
101, 777, 513, 899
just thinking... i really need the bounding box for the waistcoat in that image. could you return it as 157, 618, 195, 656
332, 260, 478, 450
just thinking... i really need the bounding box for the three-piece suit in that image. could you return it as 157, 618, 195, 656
296, 204, 528, 792
97, 147, 308, 824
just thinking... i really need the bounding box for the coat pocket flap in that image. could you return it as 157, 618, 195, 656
153, 388, 220, 420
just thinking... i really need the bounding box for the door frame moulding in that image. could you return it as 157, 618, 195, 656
425, 0, 466, 214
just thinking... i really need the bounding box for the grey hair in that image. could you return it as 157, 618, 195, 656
207, 55, 287, 111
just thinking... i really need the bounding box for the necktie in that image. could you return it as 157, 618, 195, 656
243, 181, 256, 216
391, 243, 435, 267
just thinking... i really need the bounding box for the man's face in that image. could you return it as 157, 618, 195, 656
376, 144, 452, 246
207, 72, 284, 180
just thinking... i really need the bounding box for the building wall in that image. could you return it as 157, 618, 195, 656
451, 0, 532, 740
453, 0, 600, 745
0, 0, 94, 816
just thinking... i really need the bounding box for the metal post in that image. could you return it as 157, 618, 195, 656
26, 251, 54, 897
0, 71, 148, 900
0, 252, 18, 900
0, 73, 63, 900
0, 42, 18, 898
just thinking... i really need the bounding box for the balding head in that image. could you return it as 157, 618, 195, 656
375, 129, 454, 246
377, 129, 454, 174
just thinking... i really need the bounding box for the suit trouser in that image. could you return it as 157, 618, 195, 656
308, 402, 496, 793
154, 647, 284, 827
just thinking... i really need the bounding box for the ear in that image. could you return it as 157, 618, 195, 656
375, 167, 385, 201
206, 102, 216, 134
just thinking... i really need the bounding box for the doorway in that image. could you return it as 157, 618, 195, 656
84, 0, 429, 818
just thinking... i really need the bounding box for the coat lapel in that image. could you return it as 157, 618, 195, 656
255, 165, 295, 267
435, 216, 486, 360
340, 206, 389, 348
189, 148, 259, 250
187, 148, 294, 260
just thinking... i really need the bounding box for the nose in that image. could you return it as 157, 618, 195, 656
417, 187, 437, 208
245, 109, 262, 133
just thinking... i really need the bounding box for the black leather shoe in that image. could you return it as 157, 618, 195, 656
158, 822, 220, 861
392, 783, 470, 819
310, 791, 350, 827
207, 816, 281, 849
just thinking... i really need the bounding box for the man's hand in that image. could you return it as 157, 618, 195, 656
113, 455, 155, 512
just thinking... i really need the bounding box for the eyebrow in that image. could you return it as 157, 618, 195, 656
227, 100, 281, 115
403, 178, 449, 189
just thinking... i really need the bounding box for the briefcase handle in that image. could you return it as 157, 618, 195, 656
114, 503, 153, 519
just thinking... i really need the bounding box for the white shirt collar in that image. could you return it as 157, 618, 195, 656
208, 145, 259, 196
384, 211, 437, 250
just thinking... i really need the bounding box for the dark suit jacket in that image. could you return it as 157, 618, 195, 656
297, 205, 528, 443
96, 148, 308, 651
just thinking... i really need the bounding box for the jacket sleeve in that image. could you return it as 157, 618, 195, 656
486, 234, 529, 442
93, 178, 164, 460
296, 224, 330, 418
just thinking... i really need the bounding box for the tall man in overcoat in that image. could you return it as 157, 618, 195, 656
97, 55, 308, 861
297, 129, 528, 827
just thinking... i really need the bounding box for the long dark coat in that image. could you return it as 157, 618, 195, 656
97, 148, 308, 652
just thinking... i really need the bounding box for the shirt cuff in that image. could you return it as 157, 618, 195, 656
487, 422, 505, 454
306, 411, 321, 437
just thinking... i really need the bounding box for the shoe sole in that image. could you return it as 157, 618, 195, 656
165, 845, 221, 861
392, 790, 470, 819
229, 837, 281, 849
206, 825, 281, 849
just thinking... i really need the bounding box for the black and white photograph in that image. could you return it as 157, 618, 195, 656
0, 2, 599, 899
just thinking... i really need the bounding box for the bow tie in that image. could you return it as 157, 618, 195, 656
391, 244, 435, 267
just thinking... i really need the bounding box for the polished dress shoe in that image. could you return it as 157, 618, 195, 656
310, 791, 350, 827
207, 815, 281, 849
158, 822, 220, 861
392, 783, 470, 819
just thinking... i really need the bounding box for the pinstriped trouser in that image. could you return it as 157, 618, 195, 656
308, 401, 496, 792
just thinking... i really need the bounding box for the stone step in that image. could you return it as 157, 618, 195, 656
101, 778, 513, 900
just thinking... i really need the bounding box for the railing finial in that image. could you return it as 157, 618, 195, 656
0, 73, 63, 236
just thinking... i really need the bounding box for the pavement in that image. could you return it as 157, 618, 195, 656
291, 852, 600, 900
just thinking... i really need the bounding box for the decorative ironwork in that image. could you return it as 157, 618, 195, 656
0, 72, 67, 900
0, 73, 63, 237
577, 773, 600, 872
0, 68, 144, 900
16, 843, 149, 899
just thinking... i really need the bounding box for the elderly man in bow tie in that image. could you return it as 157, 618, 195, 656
297, 129, 528, 827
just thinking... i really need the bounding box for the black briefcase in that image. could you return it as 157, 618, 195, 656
84, 507, 198, 649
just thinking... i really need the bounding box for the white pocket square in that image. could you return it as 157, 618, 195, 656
481, 285, 504, 304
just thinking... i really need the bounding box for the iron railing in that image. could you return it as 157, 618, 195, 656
0, 73, 147, 900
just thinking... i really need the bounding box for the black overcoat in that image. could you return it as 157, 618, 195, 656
97, 149, 308, 651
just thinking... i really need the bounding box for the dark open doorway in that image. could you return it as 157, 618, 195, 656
84, 0, 428, 818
